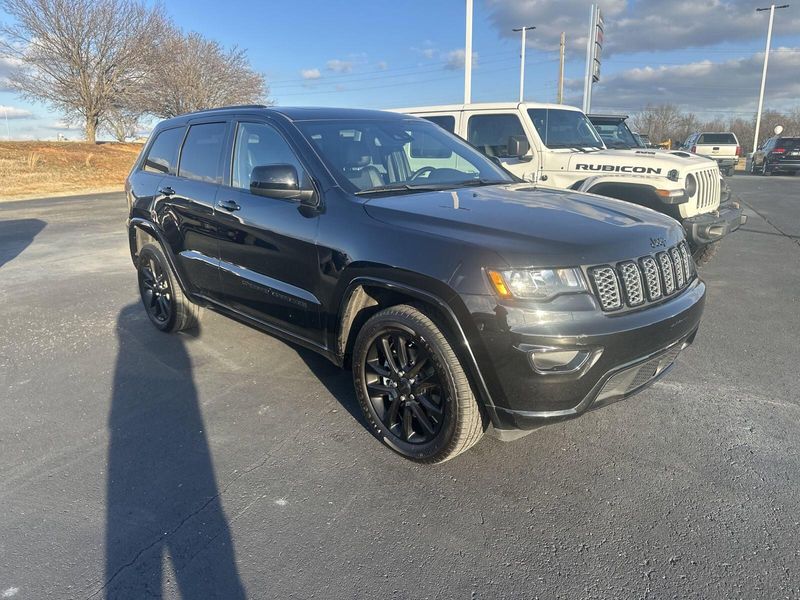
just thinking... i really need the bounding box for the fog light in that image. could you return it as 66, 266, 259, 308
528, 348, 596, 374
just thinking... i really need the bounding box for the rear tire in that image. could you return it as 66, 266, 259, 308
352, 304, 485, 463
137, 243, 201, 333
690, 240, 719, 267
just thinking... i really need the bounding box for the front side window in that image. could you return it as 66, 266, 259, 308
297, 118, 512, 194
232, 122, 308, 190
528, 108, 604, 149
467, 114, 527, 158
178, 122, 227, 183
143, 127, 184, 175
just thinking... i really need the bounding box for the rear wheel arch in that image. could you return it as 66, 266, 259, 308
128, 219, 193, 300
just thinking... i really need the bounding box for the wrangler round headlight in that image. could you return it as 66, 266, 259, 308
685, 173, 697, 198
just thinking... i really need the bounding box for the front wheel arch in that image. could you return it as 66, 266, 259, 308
334, 277, 501, 426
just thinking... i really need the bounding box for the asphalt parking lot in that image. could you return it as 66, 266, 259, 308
1, 175, 798, 599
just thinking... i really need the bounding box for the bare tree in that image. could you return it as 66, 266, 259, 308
102, 107, 144, 142
141, 31, 268, 119
0, 0, 168, 143
630, 104, 684, 146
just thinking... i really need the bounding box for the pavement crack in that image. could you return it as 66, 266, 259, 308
84, 491, 229, 599
738, 195, 800, 251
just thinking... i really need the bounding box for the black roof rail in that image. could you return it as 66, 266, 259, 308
182, 104, 269, 117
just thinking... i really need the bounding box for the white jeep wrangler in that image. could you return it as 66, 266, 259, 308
395, 102, 745, 265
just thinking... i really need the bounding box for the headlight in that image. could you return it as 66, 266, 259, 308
487, 267, 587, 300
685, 173, 697, 197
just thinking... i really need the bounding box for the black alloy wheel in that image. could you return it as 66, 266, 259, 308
138, 252, 173, 327
352, 304, 485, 463
364, 327, 446, 445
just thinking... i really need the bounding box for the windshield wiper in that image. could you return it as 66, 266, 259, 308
354, 183, 448, 196
355, 179, 508, 196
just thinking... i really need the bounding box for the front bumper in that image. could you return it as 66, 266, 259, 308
473, 279, 706, 433
683, 199, 747, 246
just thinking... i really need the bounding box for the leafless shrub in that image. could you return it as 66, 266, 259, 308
26, 151, 40, 170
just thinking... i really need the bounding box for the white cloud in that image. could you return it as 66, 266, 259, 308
326, 59, 353, 73
485, 0, 800, 57
565, 48, 800, 115
0, 105, 33, 119
0, 56, 22, 92
300, 68, 322, 80
443, 49, 478, 71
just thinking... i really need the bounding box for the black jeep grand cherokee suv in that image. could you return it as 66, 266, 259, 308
126, 106, 705, 463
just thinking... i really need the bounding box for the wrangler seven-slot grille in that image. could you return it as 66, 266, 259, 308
588, 241, 695, 312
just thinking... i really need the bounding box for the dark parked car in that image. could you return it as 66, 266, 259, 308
126, 106, 706, 463
751, 135, 800, 175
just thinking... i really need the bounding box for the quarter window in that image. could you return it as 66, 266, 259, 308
178, 122, 227, 183
467, 114, 526, 158
422, 115, 456, 133
142, 127, 184, 175
232, 122, 308, 191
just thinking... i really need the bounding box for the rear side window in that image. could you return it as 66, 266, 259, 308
178, 122, 227, 183
422, 115, 456, 133
467, 114, 526, 158
142, 127, 184, 175
698, 133, 737, 145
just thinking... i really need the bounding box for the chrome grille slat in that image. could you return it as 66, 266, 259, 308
678, 242, 692, 279
658, 251, 676, 295
640, 256, 662, 300
618, 262, 644, 306
589, 266, 622, 311
589, 243, 694, 312
670, 247, 685, 288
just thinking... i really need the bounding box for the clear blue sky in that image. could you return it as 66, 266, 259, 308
2, 0, 799, 139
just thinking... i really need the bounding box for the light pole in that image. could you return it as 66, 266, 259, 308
513, 25, 536, 102
464, 0, 473, 104
753, 4, 790, 150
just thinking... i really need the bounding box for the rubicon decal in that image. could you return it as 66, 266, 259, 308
576, 164, 662, 174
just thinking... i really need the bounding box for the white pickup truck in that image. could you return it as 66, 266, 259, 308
682, 132, 741, 176
395, 102, 745, 265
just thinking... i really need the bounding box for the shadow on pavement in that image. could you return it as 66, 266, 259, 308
103, 304, 246, 598
0, 218, 46, 268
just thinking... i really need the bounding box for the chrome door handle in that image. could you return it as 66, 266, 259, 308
217, 199, 241, 212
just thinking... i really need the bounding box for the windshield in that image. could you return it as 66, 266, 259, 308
296, 118, 514, 194
590, 119, 642, 149
528, 108, 604, 149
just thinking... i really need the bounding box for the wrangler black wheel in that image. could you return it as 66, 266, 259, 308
137, 243, 201, 332
353, 305, 484, 463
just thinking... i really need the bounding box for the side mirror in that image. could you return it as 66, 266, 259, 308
250, 164, 315, 204
508, 135, 531, 161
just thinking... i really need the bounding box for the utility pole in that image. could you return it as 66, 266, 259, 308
557, 32, 566, 104
513, 25, 536, 103
464, 0, 473, 104
753, 4, 789, 151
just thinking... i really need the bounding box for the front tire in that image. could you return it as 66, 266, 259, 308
137, 243, 201, 332
352, 304, 485, 463
690, 240, 719, 267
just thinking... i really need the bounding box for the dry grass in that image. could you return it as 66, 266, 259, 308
0, 141, 143, 200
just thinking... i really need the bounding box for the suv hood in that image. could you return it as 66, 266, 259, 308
567, 148, 717, 174
363, 184, 686, 267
